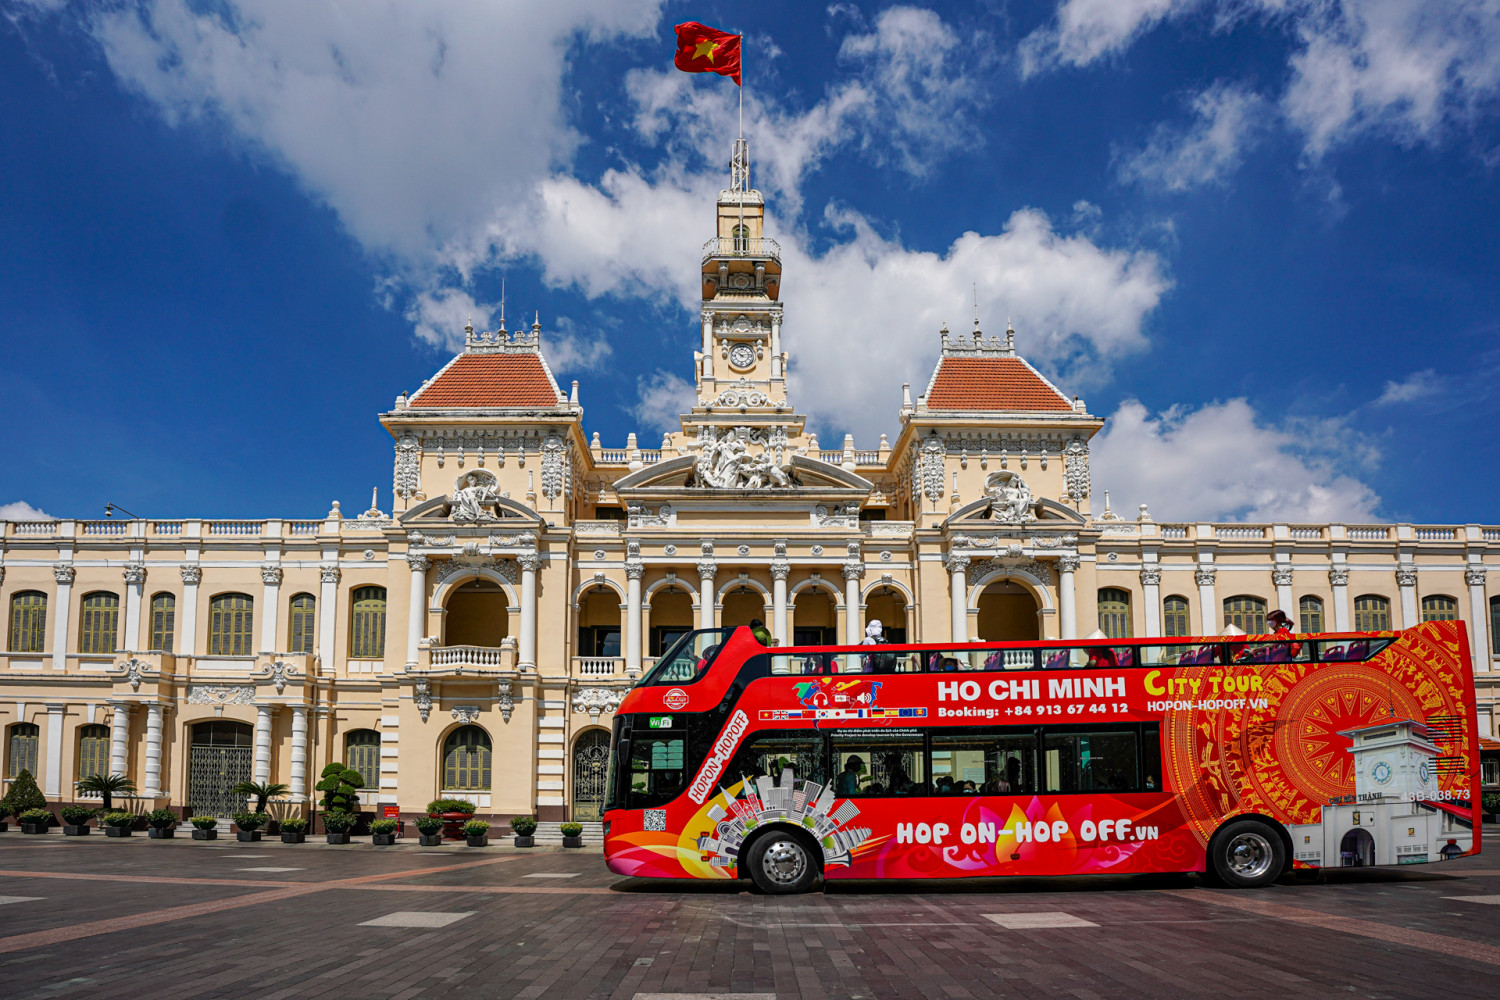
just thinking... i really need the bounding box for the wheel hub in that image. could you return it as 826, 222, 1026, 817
760, 838, 808, 885
1226, 831, 1273, 879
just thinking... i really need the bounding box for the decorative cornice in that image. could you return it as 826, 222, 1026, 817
1195, 568, 1217, 586
1328, 569, 1350, 587
180, 564, 203, 585
122, 563, 147, 586
1138, 568, 1161, 586
321, 564, 342, 585
261, 565, 284, 586
1466, 567, 1488, 587
1271, 567, 1294, 587
53, 563, 75, 585
1395, 568, 1418, 587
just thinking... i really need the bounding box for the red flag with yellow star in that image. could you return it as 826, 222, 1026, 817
674, 22, 741, 85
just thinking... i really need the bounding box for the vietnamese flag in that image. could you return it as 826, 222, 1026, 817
674, 22, 741, 85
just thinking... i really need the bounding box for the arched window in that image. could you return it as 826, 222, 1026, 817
345, 729, 381, 787
208, 593, 254, 656
442, 725, 492, 791
150, 593, 175, 652
288, 593, 316, 654
77, 724, 110, 781
1353, 595, 1391, 632
1223, 595, 1267, 634
1299, 596, 1324, 634
8, 591, 46, 653
1162, 595, 1190, 637
1421, 595, 1458, 622
350, 586, 387, 658
1097, 588, 1132, 639
7, 722, 39, 778
79, 592, 120, 655
732, 223, 749, 252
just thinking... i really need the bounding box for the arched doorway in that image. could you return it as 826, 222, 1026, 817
445, 579, 510, 647
864, 585, 908, 643
721, 584, 765, 630
572, 729, 611, 822
793, 588, 837, 646
976, 580, 1039, 641
576, 586, 621, 659
187, 720, 253, 819
650, 586, 694, 656
1340, 827, 1375, 867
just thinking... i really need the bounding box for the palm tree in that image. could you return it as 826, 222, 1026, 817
232, 780, 290, 814
75, 772, 137, 812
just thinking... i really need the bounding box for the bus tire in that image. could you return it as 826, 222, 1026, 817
743, 827, 820, 895
1208, 819, 1286, 889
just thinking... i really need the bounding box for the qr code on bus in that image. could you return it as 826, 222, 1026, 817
644, 809, 667, 832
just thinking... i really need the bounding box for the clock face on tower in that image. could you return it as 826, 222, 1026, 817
1419, 760, 1432, 784
1371, 760, 1393, 785
728, 343, 755, 369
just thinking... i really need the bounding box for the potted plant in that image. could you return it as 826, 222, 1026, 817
427, 798, 476, 840
323, 810, 355, 844
190, 815, 220, 840
18, 807, 53, 835
511, 815, 537, 847
560, 822, 584, 848
102, 810, 136, 837
145, 808, 178, 839
415, 815, 444, 847
61, 805, 95, 835
279, 816, 308, 843
6, 770, 48, 831
0, 802, 11, 834
232, 810, 266, 842
462, 819, 489, 847
75, 772, 136, 813
371, 817, 400, 845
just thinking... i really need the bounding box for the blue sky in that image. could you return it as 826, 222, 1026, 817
2, 1, 1498, 525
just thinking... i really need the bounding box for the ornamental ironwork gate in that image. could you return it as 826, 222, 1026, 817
572, 730, 611, 821
188, 721, 254, 818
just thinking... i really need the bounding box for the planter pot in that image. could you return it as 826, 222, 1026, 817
465, 835, 488, 847
191, 828, 218, 841
372, 833, 397, 846
0, 822, 8, 833
513, 835, 534, 848
148, 827, 176, 839
235, 830, 262, 843
562, 835, 583, 848
105, 826, 131, 838
418, 833, 443, 847
63, 825, 91, 836
438, 812, 474, 840
280, 832, 306, 844
326, 832, 351, 845
21, 823, 49, 835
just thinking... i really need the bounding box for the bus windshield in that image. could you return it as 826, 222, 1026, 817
636, 628, 735, 686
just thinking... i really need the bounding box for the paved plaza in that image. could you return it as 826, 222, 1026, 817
1, 831, 1498, 999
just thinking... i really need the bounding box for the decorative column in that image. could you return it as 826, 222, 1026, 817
1139, 568, 1161, 637
259, 565, 283, 653
701, 309, 714, 378
1466, 567, 1488, 671
253, 704, 275, 784
698, 560, 717, 629
518, 552, 541, 672
179, 565, 202, 656
289, 705, 308, 801
123, 564, 147, 652
44, 703, 64, 797
1396, 567, 1418, 629
1058, 555, 1079, 640
843, 562, 864, 644
52, 563, 75, 671
318, 564, 340, 669
404, 554, 429, 668
948, 554, 970, 643
1329, 568, 1351, 632
770, 561, 790, 645
625, 562, 644, 673
1196, 567, 1218, 634
143, 702, 164, 797
108, 701, 132, 777
1273, 566, 1295, 620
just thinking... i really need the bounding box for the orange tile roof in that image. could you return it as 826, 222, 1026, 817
409, 354, 561, 408
925, 356, 1073, 412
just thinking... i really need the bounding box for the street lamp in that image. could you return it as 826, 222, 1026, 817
103, 502, 138, 519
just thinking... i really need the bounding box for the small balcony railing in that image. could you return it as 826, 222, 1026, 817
702, 236, 781, 264
574, 656, 623, 677
427, 644, 515, 671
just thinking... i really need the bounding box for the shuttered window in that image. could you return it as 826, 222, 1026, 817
1097, 588, 1132, 639
150, 593, 175, 652
77, 724, 110, 781
443, 725, 492, 791
288, 593, 316, 654
1421, 595, 1458, 621
1224, 595, 1267, 635
7, 723, 39, 778
1299, 596, 1324, 634
8, 591, 46, 653
350, 587, 386, 658
209, 593, 254, 656
79, 592, 120, 655
1162, 595, 1190, 637
1353, 595, 1391, 632
345, 730, 380, 787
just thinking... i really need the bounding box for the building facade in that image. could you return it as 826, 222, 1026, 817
4, 141, 1499, 824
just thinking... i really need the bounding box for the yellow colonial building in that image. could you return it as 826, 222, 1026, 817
4, 141, 1498, 828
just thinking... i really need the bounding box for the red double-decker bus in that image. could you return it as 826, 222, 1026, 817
601, 620, 1480, 893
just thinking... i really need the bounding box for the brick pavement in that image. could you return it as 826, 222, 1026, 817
0, 828, 1498, 999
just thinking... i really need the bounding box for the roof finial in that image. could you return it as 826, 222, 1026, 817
498, 277, 507, 333
532, 310, 541, 333
973, 283, 980, 330
1004, 316, 1015, 355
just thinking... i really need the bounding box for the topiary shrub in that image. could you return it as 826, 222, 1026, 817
145, 808, 178, 830
560, 822, 583, 837
322, 810, 356, 833
101, 810, 135, 829
415, 815, 443, 835
232, 810, 267, 831
462, 819, 490, 837
279, 816, 309, 833
427, 798, 476, 815
190, 815, 220, 830
316, 763, 364, 814
60, 805, 96, 825
510, 816, 538, 836
370, 818, 399, 835
3, 769, 47, 816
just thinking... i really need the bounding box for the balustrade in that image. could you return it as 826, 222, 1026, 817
575, 656, 622, 677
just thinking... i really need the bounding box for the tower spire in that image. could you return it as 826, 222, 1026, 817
498, 277, 507, 333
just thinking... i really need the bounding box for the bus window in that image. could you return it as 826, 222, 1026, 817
769, 652, 830, 675
830, 731, 926, 796
626, 732, 687, 808
726, 732, 828, 790
1142, 724, 1161, 791
930, 730, 1036, 795
639, 628, 735, 686
1043, 727, 1142, 793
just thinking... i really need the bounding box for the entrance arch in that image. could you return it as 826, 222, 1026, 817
444, 579, 510, 647
187, 720, 253, 819
576, 585, 621, 658
975, 580, 1040, 641
571, 729, 611, 822
720, 580, 768, 630
649, 583, 694, 657
1340, 827, 1375, 867
792, 586, 839, 646
863, 583, 909, 643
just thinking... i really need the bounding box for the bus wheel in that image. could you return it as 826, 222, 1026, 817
1209, 819, 1285, 889
745, 829, 819, 895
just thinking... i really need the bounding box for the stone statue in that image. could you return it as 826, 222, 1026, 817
985, 472, 1035, 523
693, 428, 798, 489
449, 471, 500, 522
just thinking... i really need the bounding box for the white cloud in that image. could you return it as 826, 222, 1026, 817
631, 370, 697, 433
1091, 398, 1381, 522
405, 287, 492, 352
544, 317, 613, 374
1374, 368, 1442, 405
0, 500, 54, 521
1117, 81, 1268, 190
1020, 0, 1199, 77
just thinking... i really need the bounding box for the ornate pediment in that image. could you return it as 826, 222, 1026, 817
398, 474, 544, 528
943, 490, 1085, 528
614, 452, 871, 495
